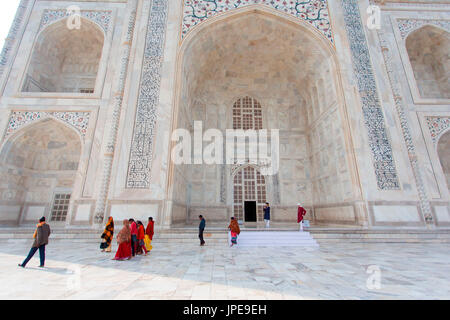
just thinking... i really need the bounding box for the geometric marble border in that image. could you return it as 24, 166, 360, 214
94, 0, 139, 223
377, 17, 434, 223
341, 0, 400, 190
3, 111, 90, 140
182, 0, 333, 43
126, 0, 169, 189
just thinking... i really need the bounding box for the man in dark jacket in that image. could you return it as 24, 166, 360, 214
19, 217, 51, 268
199, 215, 206, 246
263, 203, 271, 228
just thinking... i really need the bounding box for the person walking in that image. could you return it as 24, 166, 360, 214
101, 216, 114, 252
114, 220, 132, 261
18, 217, 51, 268
129, 219, 138, 257
263, 203, 271, 228
228, 217, 241, 247
136, 221, 148, 256
144, 217, 155, 252
146, 217, 155, 241
199, 215, 206, 246
297, 203, 307, 232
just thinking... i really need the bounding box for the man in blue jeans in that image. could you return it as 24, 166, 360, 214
19, 217, 51, 268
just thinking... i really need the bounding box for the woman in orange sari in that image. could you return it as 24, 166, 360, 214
114, 220, 132, 261
101, 217, 114, 252
228, 217, 240, 247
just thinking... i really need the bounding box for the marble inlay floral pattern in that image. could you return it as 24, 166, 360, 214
39, 9, 112, 33
397, 19, 450, 39
341, 0, 400, 190
4, 111, 90, 139
182, 0, 333, 42
426, 117, 450, 145
126, 0, 169, 188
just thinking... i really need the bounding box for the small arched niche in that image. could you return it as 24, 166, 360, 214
406, 25, 450, 99
0, 119, 82, 224
437, 130, 450, 190
22, 18, 104, 93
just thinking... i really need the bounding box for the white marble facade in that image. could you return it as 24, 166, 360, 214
0, 0, 449, 230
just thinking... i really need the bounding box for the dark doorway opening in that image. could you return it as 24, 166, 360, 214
244, 201, 257, 222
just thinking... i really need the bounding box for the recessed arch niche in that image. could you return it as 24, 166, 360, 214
23, 17, 104, 93
406, 25, 450, 99
0, 119, 82, 224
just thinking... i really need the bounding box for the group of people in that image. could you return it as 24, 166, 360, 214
100, 217, 155, 261
225, 203, 308, 246
262, 202, 307, 231
17, 205, 307, 267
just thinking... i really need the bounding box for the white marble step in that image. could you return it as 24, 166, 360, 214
230, 231, 319, 247
231, 231, 312, 237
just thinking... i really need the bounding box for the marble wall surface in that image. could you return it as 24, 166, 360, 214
0, 0, 448, 229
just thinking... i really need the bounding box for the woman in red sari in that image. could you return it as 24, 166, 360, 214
297, 203, 307, 232
146, 217, 155, 240
114, 220, 132, 261
136, 221, 148, 256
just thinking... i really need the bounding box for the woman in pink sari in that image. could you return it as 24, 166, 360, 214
113, 220, 132, 261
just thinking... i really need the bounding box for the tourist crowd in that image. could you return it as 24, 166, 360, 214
17, 203, 308, 266
108, 217, 155, 261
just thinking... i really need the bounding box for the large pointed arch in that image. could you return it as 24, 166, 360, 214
181, 2, 334, 44
180, 4, 336, 58
166, 5, 363, 227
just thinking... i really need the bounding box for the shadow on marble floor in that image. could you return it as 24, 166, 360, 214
0, 240, 449, 299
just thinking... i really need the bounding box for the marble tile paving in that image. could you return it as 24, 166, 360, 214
0, 240, 449, 300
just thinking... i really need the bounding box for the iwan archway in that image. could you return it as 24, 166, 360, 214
167, 6, 364, 227
0, 119, 82, 225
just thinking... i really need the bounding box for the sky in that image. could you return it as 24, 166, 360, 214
0, 0, 22, 50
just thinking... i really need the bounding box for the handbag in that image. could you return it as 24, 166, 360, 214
302, 220, 310, 228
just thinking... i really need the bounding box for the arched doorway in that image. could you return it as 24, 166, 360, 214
0, 119, 82, 225
437, 130, 450, 190
233, 166, 267, 222
168, 6, 360, 226
406, 26, 450, 99
22, 18, 104, 93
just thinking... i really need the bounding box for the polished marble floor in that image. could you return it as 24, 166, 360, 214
0, 239, 449, 300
